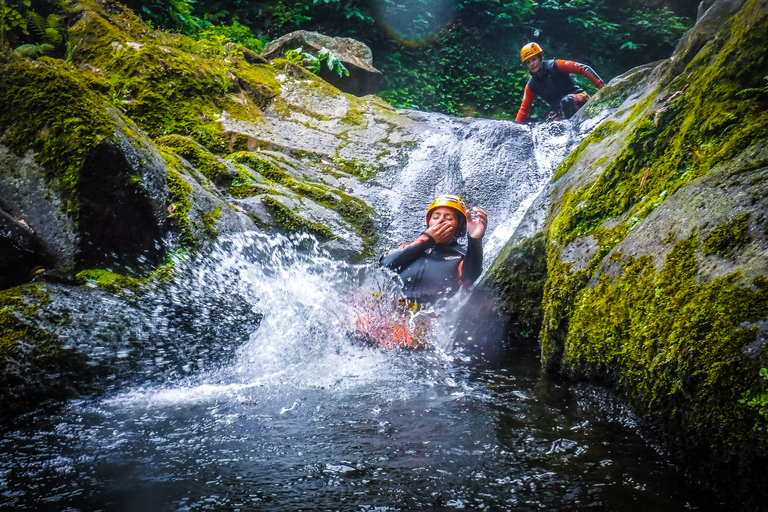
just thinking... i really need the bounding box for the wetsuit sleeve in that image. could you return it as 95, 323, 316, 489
458, 236, 483, 287
380, 233, 436, 273
555, 60, 605, 89
515, 85, 536, 123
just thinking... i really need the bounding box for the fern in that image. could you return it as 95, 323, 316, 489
13, 41, 53, 58
26, 11, 63, 45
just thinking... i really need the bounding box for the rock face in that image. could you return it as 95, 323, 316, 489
487, 0, 768, 505
262, 30, 383, 96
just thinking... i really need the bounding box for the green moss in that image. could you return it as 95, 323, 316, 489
564, 233, 768, 464
202, 206, 221, 238
76, 268, 141, 293
227, 163, 261, 197
332, 155, 380, 181
0, 285, 57, 359
227, 151, 378, 256
227, 152, 291, 184
157, 134, 231, 185
0, 53, 113, 210
702, 213, 752, 257
551, 120, 621, 182
544, 0, 768, 371
261, 196, 336, 240
230, 133, 250, 153
539, 248, 589, 372
341, 106, 367, 127
583, 65, 655, 118
66, 7, 278, 154
166, 159, 196, 246
485, 232, 548, 339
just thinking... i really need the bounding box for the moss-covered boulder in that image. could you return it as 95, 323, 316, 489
489, 0, 768, 504
0, 52, 170, 273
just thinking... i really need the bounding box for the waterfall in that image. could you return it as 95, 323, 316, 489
371, 112, 573, 265
68, 114, 574, 413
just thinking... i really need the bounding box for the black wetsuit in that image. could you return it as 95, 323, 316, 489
527, 59, 584, 110
380, 233, 483, 305
516, 59, 605, 122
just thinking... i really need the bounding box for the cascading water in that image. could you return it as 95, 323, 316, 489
0, 118, 725, 511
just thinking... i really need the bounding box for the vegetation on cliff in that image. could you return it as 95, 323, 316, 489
524, 0, 768, 504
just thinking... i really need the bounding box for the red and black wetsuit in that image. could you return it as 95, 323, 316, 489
516, 59, 604, 122
380, 233, 483, 305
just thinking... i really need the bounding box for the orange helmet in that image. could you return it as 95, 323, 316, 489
426, 194, 467, 237
521, 42, 543, 62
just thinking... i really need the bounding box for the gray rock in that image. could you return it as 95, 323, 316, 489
262, 30, 382, 96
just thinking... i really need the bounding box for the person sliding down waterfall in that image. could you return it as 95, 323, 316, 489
515, 42, 605, 123
353, 195, 488, 350
381, 194, 488, 306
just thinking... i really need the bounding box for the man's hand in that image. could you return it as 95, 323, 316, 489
465, 207, 488, 239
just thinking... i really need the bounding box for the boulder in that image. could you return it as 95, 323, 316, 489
0, 209, 43, 289
262, 30, 382, 96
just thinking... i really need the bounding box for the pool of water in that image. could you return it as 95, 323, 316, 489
0, 327, 724, 511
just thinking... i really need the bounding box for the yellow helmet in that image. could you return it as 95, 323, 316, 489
521, 42, 543, 62
426, 194, 467, 237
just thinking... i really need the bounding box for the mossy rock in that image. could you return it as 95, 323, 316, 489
157, 134, 235, 187
0, 284, 79, 411
529, 0, 768, 505
0, 52, 170, 272
483, 231, 548, 340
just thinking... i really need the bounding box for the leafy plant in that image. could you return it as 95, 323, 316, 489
193, 21, 265, 53
14, 11, 64, 58
284, 46, 349, 78
0, 0, 30, 46
26, 11, 62, 45
13, 41, 52, 57
303, 47, 349, 77
741, 368, 768, 432
267, 0, 311, 34
284, 46, 305, 65
132, 0, 209, 35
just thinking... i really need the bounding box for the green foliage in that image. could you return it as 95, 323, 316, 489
284, 46, 349, 78
283, 46, 305, 66
622, 7, 691, 57
304, 47, 349, 77
122, 0, 694, 119
13, 10, 64, 58
266, 0, 311, 34
136, 0, 209, 34
192, 20, 264, 52
0, 0, 30, 46
13, 41, 52, 57
312, 0, 371, 23
741, 368, 768, 432
26, 10, 62, 44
